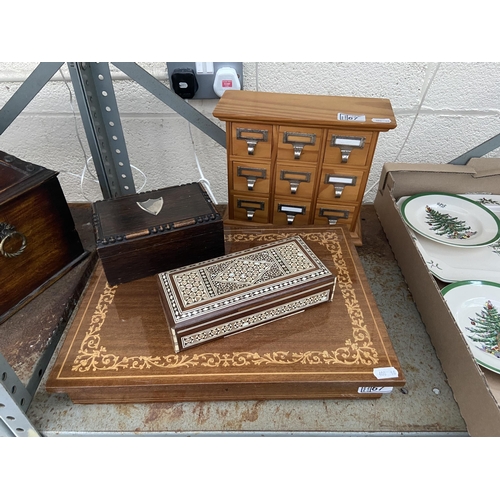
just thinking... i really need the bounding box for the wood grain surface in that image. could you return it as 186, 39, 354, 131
213, 90, 397, 130
93, 182, 225, 285
46, 225, 405, 403
0, 155, 87, 323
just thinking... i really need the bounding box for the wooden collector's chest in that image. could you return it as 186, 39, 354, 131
213, 90, 396, 245
157, 235, 336, 352
0, 151, 87, 323
92, 182, 225, 285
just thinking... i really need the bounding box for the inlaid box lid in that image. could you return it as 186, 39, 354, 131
159, 235, 335, 329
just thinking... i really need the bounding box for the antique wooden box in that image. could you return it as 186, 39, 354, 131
46, 225, 405, 403
213, 90, 396, 245
157, 235, 336, 352
92, 182, 225, 286
0, 151, 88, 324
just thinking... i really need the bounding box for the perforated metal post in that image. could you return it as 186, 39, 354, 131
68, 62, 135, 199
0, 353, 40, 437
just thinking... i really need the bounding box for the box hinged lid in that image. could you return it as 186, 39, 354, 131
0, 150, 57, 204
92, 182, 222, 247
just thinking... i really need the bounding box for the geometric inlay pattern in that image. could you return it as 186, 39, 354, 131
181, 290, 332, 349
161, 237, 328, 322
172, 239, 315, 307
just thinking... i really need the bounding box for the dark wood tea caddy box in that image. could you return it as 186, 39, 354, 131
91, 182, 225, 285
0, 151, 88, 324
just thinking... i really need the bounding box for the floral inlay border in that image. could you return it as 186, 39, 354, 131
71, 231, 378, 373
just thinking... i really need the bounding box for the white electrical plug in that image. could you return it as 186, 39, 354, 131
213, 67, 241, 97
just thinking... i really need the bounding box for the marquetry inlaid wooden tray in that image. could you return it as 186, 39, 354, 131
46, 226, 405, 403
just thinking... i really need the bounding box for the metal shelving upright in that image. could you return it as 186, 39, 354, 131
0, 62, 226, 436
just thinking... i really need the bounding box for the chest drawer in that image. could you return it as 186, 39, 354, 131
230, 160, 271, 194
317, 165, 368, 203
231, 122, 273, 158
272, 198, 312, 225
313, 201, 357, 228
323, 129, 373, 166
274, 163, 317, 199
232, 193, 270, 223
276, 126, 323, 163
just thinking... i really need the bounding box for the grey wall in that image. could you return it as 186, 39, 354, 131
1, 62, 499, 204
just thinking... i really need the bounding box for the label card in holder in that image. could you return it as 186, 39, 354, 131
358, 387, 393, 394
338, 113, 366, 122
373, 367, 399, 379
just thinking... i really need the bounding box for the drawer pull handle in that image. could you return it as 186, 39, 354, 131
278, 204, 306, 225
324, 174, 357, 198
280, 170, 311, 195
0, 222, 27, 258
319, 208, 349, 226
237, 199, 265, 221
237, 166, 267, 191
330, 135, 365, 163
236, 128, 268, 155
283, 132, 316, 160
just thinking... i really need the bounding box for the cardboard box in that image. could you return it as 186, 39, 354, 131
374, 159, 500, 436
92, 182, 225, 285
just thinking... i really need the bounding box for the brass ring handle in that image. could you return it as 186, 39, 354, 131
0, 223, 27, 258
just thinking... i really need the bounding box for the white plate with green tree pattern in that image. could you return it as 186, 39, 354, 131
442, 280, 500, 374
397, 197, 500, 283
401, 192, 500, 248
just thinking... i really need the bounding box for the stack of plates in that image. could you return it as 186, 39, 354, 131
441, 280, 500, 374
398, 192, 500, 374
398, 193, 500, 283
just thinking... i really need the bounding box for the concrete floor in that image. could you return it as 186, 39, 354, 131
24, 205, 468, 436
